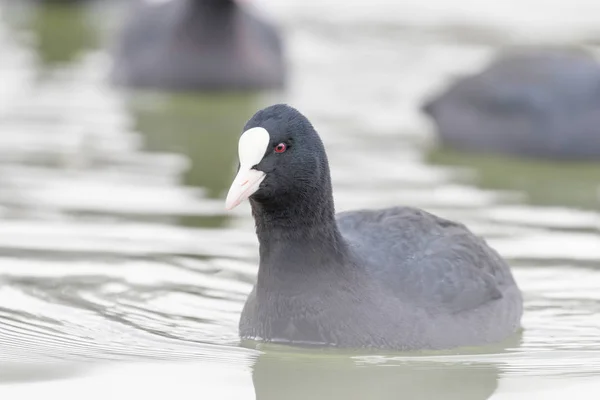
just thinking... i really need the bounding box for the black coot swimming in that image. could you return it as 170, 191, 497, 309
422, 49, 600, 160
110, 0, 285, 92
225, 104, 523, 350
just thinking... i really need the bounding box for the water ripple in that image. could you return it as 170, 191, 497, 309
0, 0, 599, 397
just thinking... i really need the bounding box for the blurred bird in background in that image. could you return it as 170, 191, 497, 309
423, 47, 600, 160
109, 0, 286, 92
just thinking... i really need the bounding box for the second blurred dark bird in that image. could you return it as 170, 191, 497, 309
109, 0, 286, 92
422, 48, 600, 160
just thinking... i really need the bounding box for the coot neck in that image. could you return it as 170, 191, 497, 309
182, 0, 237, 25
187, 0, 236, 10
250, 182, 353, 279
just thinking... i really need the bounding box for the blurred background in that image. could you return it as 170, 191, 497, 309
0, 0, 599, 399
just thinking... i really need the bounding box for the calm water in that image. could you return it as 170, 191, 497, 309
1, 0, 600, 398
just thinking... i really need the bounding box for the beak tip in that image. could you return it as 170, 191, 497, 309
224, 200, 235, 211
224, 195, 241, 211
224, 169, 265, 212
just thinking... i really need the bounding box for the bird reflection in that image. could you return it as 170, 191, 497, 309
2, 0, 99, 66
125, 92, 265, 227
251, 346, 505, 400
427, 147, 600, 211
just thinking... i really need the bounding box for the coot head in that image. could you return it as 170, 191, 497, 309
225, 104, 332, 212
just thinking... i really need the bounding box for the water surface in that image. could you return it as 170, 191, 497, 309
0, 1, 599, 398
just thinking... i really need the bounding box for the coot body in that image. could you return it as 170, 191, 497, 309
226, 104, 522, 350
423, 49, 600, 159
110, 0, 285, 92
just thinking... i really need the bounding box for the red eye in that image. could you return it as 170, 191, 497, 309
274, 143, 287, 153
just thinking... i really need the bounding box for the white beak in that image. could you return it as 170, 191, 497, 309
225, 127, 270, 210
225, 168, 266, 210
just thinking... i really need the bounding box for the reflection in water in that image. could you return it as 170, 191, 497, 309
1, 1, 98, 66
427, 147, 600, 210
29, 2, 97, 65
126, 92, 268, 227
252, 348, 500, 400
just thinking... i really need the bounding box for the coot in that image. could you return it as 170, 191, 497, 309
226, 104, 523, 350
422, 49, 600, 159
110, 0, 285, 92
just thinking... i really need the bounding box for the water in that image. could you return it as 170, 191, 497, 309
0, 0, 599, 398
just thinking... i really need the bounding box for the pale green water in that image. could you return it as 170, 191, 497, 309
0, 1, 599, 399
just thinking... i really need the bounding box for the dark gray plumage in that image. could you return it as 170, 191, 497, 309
235, 104, 522, 350
110, 0, 285, 92
422, 49, 600, 159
